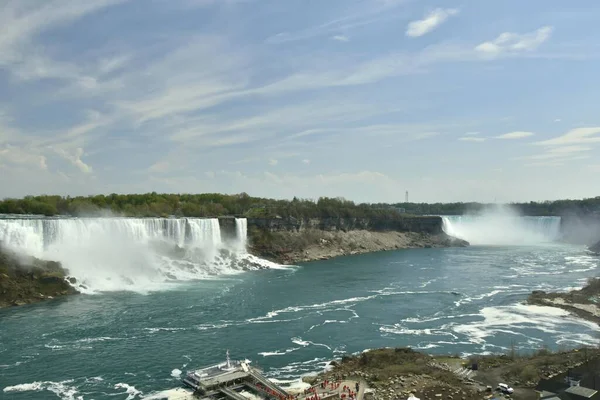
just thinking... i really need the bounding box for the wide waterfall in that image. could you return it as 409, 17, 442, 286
0, 217, 267, 293
442, 212, 561, 245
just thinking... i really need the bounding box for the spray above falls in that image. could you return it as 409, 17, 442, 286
0, 217, 267, 293
441, 206, 561, 246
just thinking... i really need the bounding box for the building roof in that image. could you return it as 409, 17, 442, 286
564, 386, 598, 399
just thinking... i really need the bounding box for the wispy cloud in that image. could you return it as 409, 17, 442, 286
54, 147, 93, 174
268, 159, 278, 166
265, 1, 405, 44
0, 145, 48, 170
0, 0, 128, 82
496, 131, 535, 139
332, 35, 350, 42
521, 145, 591, 160
459, 137, 486, 142
535, 127, 600, 145
406, 8, 459, 38
475, 26, 553, 56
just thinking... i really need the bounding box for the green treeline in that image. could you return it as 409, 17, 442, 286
390, 197, 600, 216
0, 193, 411, 219
0, 193, 598, 218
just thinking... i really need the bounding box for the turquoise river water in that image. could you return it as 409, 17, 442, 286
1, 216, 600, 399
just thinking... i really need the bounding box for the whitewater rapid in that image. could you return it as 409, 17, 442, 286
0, 217, 271, 293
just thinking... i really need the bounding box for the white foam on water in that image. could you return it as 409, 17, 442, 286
379, 325, 458, 339
401, 313, 479, 324
454, 290, 504, 307
259, 348, 300, 357
267, 379, 311, 394
451, 303, 600, 345
3, 380, 80, 400
412, 343, 440, 350
143, 388, 195, 399
267, 357, 331, 379
76, 336, 123, 343
171, 369, 182, 378
291, 337, 310, 346
115, 382, 143, 399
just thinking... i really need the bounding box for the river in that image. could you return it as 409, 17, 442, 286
1, 216, 599, 399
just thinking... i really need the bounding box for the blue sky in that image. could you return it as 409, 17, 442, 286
1, 0, 600, 203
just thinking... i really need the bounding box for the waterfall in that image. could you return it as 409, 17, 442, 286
0, 217, 259, 293
187, 218, 222, 248
235, 218, 248, 250
441, 214, 561, 245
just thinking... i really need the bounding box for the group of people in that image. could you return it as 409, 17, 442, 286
302, 380, 360, 400
340, 383, 359, 400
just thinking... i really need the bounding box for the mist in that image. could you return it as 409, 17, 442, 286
557, 211, 600, 246
442, 205, 561, 246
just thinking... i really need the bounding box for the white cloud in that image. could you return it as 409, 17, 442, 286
406, 8, 458, 38
459, 137, 486, 142
302, 159, 311, 164
520, 145, 591, 161
0, 145, 48, 170
475, 26, 553, 56
554, 118, 561, 122
332, 35, 350, 42
464, 132, 480, 136
268, 159, 278, 166
495, 131, 535, 139
536, 127, 600, 146
39, 156, 48, 170
55, 147, 93, 173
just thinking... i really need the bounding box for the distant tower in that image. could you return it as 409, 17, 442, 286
405, 191, 409, 203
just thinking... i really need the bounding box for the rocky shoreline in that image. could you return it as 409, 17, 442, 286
303, 347, 600, 400
0, 246, 78, 308
527, 277, 600, 326
249, 229, 469, 264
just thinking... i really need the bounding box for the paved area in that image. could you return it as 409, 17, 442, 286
300, 379, 367, 400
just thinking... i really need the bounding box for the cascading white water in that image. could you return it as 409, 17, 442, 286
0, 217, 258, 293
441, 208, 561, 246
235, 218, 248, 250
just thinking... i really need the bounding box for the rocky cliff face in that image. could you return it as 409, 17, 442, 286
0, 246, 78, 308
245, 216, 467, 264
247, 216, 444, 234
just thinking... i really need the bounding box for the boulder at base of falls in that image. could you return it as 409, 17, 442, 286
0, 246, 78, 308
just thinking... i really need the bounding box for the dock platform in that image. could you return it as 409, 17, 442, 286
182, 351, 291, 400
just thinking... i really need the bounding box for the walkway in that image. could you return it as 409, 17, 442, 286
301, 379, 367, 400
